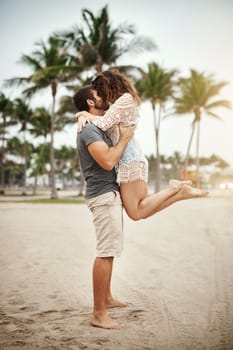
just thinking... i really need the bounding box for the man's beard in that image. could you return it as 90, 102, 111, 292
94, 101, 109, 111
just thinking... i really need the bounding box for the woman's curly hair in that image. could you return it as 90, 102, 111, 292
91, 70, 140, 105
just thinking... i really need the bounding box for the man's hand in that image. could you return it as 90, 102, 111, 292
119, 123, 135, 143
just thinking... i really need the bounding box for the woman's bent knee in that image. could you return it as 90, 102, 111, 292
124, 209, 142, 221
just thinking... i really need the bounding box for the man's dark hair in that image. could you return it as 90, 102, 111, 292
73, 85, 95, 112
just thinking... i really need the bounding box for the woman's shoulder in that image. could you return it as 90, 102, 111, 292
120, 92, 134, 100
115, 92, 134, 106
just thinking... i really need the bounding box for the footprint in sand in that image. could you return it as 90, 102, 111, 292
127, 309, 145, 320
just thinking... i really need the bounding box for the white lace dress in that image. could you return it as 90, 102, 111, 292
92, 93, 148, 184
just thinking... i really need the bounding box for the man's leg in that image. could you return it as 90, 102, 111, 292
105, 257, 128, 308
91, 256, 122, 329
88, 191, 126, 328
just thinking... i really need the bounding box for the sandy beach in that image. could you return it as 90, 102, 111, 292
0, 191, 233, 350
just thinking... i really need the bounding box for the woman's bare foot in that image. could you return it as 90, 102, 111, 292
169, 179, 192, 190
177, 184, 209, 199
106, 298, 128, 308
90, 311, 122, 329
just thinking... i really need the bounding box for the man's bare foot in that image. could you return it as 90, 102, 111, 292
106, 298, 128, 308
90, 311, 122, 330
178, 184, 209, 199
169, 179, 192, 190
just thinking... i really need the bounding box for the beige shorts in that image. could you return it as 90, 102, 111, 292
86, 191, 123, 257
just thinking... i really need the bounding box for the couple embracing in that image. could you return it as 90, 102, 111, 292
74, 69, 208, 330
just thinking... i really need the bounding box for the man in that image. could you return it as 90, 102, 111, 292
73, 85, 134, 330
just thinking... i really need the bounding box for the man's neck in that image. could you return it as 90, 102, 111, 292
89, 108, 104, 116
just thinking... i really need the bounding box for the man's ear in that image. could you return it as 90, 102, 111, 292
87, 99, 94, 108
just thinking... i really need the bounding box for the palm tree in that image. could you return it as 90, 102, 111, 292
53, 5, 156, 194
56, 94, 77, 116
165, 151, 184, 180
0, 93, 15, 194
66, 149, 81, 190
13, 98, 33, 195
6, 36, 82, 198
56, 5, 156, 75
207, 154, 229, 169
136, 62, 178, 191
29, 107, 51, 142
29, 143, 50, 194
30, 106, 73, 143
7, 136, 33, 190
174, 70, 231, 187
55, 145, 80, 189
5, 160, 23, 188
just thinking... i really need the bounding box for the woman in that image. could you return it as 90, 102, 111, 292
77, 70, 208, 220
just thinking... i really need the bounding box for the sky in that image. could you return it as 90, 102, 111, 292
1, 0, 233, 166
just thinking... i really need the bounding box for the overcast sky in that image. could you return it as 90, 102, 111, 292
1, 0, 233, 165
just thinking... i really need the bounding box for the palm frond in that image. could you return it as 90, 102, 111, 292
205, 100, 232, 110
206, 111, 223, 121
19, 54, 42, 70
116, 23, 135, 35
122, 36, 157, 55
22, 84, 46, 98
206, 81, 228, 98
162, 108, 176, 119
4, 76, 31, 88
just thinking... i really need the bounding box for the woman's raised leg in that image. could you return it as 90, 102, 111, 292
120, 180, 208, 221
120, 180, 179, 221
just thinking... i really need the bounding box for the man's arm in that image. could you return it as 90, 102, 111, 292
87, 123, 134, 171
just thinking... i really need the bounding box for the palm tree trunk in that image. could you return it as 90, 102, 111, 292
157, 102, 163, 190
78, 171, 85, 196
21, 130, 27, 195
0, 148, 5, 194
33, 175, 37, 195
195, 120, 201, 188
155, 133, 160, 191
184, 121, 196, 179
153, 103, 161, 192
0, 119, 6, 194
96, 55, 103, 73
50, 83, 58, 199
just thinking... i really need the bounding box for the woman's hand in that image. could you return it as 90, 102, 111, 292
77, 116, 89, 133
76, 111, 93, 133
75, 111, 93, 121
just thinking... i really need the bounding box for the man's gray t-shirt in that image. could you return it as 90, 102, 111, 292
76, 124, 119, 199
